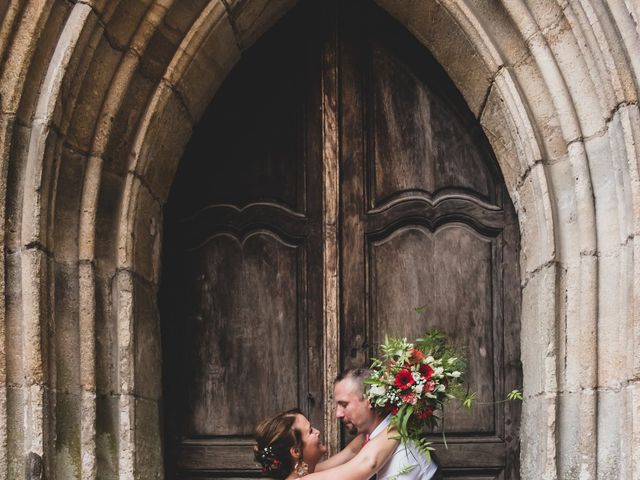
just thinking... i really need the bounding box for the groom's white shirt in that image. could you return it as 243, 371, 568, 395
369, 415, 438, 480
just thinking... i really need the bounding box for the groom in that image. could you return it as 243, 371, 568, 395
330, 368, 441, 479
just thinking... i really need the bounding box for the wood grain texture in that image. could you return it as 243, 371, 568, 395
321, 4, 341, 457
337, 1, 520, 476
160, 4, 326, 477
160, 1, 521, 478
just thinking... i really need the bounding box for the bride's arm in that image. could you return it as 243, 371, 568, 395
314, 434, 365, 472
305, 429, 398, 480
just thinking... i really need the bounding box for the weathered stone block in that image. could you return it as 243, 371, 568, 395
521, 261, 557, 396
510, 53, 568, 161
113, 270, 135, 396
21, 121, 62, 251
134, 397, 162, 480
53, 146, 86, 262
480, 73, 535, 194
54, 6, 101, 138
132, 84, 193, 202
514, 162, 556, 277
95, 394, 118, 480
170, 1, 241, 122
94, 169, 123, 273
545, 18, 608, 139
520, 392, 557, 480
5, 122, 30, 253
54, 391, 81, 480
165, 0, 210, 40
599, 2, 640, 105
597, 388, 625, 479
557, 390, 598, 480
5, 251, 23, 385
629, 381, 640, 478
65, 35, 123, 154
461, 0, 530, 66
103, 0, 152, 51
20, 247, 52, 385
140, 22, 182, 83
103, 71, 156, 176
94, 270, 117, 395
13, 0, 74, 126
587, 125, 629, 252
560, 254, 597, 391
597, 245, 631, 387
133, 276, 162, 401
546, 158, 580, 265
131, 179, 162, 284
225, 0, 295, 51
53, 261, 80, 391
7, 386, 25, 479
0, 112, 15, 260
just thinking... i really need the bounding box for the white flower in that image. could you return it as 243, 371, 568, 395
375, 397, 388, 407
414, 383, 424, 394
448, 357, 458, 364
434, 367, 444, 376
412, 371, 422, 381
450, 371, 461, 378
369, 384, 386, 396
425, 355, 434, 363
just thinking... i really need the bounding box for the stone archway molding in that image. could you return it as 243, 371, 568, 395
0, 1, 638, 479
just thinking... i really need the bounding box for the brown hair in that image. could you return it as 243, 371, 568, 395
254, 408, 303, 478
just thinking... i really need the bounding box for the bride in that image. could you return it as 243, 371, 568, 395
254, 409, 398, 479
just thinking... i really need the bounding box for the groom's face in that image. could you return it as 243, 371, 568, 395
334, 377, 374, 435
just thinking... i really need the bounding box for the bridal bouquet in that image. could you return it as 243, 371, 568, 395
365, 329, 467, 455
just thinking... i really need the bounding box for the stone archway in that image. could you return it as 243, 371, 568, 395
0, 1, 638, 479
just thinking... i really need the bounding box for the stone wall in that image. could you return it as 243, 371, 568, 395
0, 0, 638, 478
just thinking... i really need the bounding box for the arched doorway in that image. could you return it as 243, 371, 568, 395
160, 1, 521, 478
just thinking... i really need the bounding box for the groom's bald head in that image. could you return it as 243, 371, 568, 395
335, 368, 371, 397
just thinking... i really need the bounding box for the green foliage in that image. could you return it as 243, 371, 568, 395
387, 463, 417, 480
462, 392, 476, 409
366, 326, 524, 474
507, 389, 523, 401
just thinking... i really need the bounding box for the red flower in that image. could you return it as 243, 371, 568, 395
417, 407, 434, 420
419, 363, 434, 380
400, 392, 417, 405
394, 369, 415, 390
410, 348, 424, 363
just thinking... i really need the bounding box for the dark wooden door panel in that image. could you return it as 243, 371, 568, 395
161, 2, 520, 479
161, 4, 325, 478
368, 224, 496, 434
338, 2, 520, 478
184, 232, 304, 436
369, 40, 496, 207
175, 439, 261, 473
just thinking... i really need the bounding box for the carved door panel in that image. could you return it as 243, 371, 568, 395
160, 9, 326, 478
161, 2, 521, 479
338, 4, 521, 479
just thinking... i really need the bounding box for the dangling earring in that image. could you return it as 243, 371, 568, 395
294, 460, 309, 477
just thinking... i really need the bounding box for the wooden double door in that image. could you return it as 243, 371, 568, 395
160, 2, 521, 479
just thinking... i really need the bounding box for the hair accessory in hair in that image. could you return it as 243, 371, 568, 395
257, 445, 281, 473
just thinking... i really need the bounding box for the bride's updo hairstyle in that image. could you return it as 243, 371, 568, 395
254, 408, 303, 478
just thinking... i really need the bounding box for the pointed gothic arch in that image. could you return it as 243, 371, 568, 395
0, 1, 638, 478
